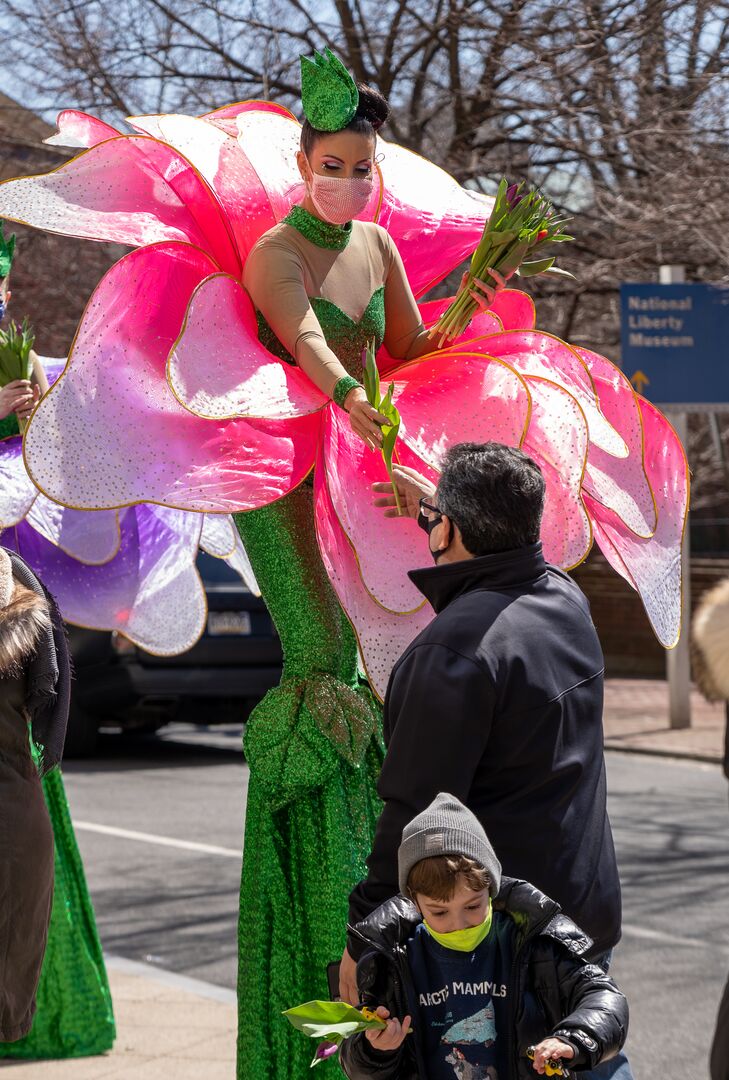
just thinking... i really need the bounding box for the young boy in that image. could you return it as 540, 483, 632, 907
340, 794, 628, 1079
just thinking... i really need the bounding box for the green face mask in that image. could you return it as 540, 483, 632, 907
423, 901, 493, 952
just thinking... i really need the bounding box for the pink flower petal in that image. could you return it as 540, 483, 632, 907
0, 136, 240, 274
417, 297, 503, 337
169, 273, 327, 419
486, 289, 537, 332
585, 398, 688, 647
202, 101, 297, 123
393, 352, 530, 473
575, 346, 657, 538
314, 455, 432, 700
45, 109, 121, 149
24, 242, 318, 512
521, 377, 592, 569
322, 404, 436, 613
128, 112, 278, 261
376, 139, 492, 297
468, 331, 627, 458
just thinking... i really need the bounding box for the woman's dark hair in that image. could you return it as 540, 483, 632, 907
436, 442, 546, 557
301, 83, 390, 156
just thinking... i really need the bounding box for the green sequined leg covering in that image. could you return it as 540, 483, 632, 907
0, 769, 115, 1059
234, 485, 383, 1080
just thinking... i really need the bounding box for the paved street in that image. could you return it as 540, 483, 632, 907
58, 725, 729, 1078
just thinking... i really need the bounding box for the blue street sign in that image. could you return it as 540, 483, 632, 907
620, 283, 729, 405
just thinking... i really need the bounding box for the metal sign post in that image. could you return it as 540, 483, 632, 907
665, 410, 691, 729
619, 270, 729, 729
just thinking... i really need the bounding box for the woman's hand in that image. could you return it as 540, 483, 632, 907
460, 266, 508, 312
365, 1006, 411, 1053
15, 383, 40, 421
0, 379, 34, 421
529, 1037, 575, 1074
372, 465, 436, 519
345, 386, 387, 452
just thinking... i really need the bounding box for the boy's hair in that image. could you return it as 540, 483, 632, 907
406, 854, 490, 902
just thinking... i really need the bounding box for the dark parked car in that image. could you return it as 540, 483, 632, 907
65, 551, 282, 755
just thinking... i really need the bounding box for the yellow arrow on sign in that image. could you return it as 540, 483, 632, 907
630, 369, 650, 394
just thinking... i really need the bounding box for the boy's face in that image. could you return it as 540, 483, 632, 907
414, 875, 490, 933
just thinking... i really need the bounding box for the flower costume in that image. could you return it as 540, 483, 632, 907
0, 49, 688, 1078
0, 365, 253, 1060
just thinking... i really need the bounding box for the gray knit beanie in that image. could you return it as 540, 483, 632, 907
398, 793, 502, 897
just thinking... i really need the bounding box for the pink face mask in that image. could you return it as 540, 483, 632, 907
306, 161, 373, 225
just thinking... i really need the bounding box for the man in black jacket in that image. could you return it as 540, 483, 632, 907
340, 442, 631, 1079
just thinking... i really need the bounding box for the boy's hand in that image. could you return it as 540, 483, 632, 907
338, 946, 358, 1005
365, 1006, 411, 1053
528, 1038, 575, 1075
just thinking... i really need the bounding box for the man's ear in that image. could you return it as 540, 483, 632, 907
435, 514, 453, 552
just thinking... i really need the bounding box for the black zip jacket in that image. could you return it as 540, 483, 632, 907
349, 544, 621, 959
340, 878, 628, 1079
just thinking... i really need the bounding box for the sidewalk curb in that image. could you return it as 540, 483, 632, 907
604, 742, 722, 766
104, 954, 237, 1005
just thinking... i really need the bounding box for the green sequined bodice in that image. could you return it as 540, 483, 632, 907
257, 287, 385, 378
0, 414, 20, 439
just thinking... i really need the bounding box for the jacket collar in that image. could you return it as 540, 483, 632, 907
350, 876, 592, 957
408, 542, 547, 614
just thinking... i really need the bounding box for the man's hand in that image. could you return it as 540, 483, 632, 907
364, 1006, 411, 1053
338, 945, 359, 1005
0, 379, 34, 421
372, 465, 436, 519
529, 1037, 575, 1075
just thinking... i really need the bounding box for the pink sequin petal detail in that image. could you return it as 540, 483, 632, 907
586, 398, 688, 648
393, 352, 530, 473
0, 136, 240, 274
169, 274, 327, 420
314, 456, 432, 700
576, 346, 657, 538
24, 242, 318, 512
376, 139, 492, 297
323, 404, 436, 613
471, 331, 626, 458
46, 110, 121, 149
521, 377, 592, 569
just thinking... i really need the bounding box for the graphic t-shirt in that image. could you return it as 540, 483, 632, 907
406, 914, 514, 1080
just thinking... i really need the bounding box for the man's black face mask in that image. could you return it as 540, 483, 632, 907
418, 498, 452, 564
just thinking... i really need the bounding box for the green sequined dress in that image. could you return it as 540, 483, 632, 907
0, 416, 115, 1060
234, 208, 386, 1079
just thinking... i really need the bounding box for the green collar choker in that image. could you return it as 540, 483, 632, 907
284, 205, 352, 251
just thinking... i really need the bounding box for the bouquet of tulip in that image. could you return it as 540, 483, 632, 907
0, 317, 35, 432
363, 339, 402, 514
283, 1000, 389, 1067
431, 178, 574, 345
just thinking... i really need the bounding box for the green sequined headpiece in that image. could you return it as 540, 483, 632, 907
0, 222, 16, 279
300, 48, 359, 132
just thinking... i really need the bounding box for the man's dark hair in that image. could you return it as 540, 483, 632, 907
436, 442, 545, 556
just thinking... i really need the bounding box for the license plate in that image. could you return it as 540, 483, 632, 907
207, 611, 252, 636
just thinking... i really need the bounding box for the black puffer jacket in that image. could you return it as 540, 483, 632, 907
340, 878, 628, 1080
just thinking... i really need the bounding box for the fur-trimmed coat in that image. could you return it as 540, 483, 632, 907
691, 577, 729, 779
0, 578, 55, 1042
